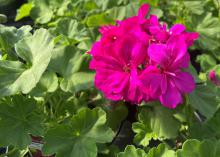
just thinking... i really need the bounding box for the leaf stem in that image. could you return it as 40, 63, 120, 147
28, 148, 33, 157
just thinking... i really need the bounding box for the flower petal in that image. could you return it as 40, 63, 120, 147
166, 36, 188, 69
172, 71, 195, 93
138, 4, 150, 19
140, 67, 162, 99
131, 43, 148, 66
160, 82, 182, 108
148, 43, 168, 67
170, 24, 186, 35
184, 32, 199, 46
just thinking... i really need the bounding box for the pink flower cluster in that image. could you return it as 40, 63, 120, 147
89, 4, 199, 108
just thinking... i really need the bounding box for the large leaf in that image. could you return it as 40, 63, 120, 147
117, 145, 147, 157
42, 107, 114, 157
106, 104, 128, 130
189, 82, 220, 119
177, 139, 220, 157
0, 95, 44, 149
189, 109, 220, 139
48, 45, 94, 93
0, 29, 54, 97
48, 46, 89, 77
132, 104, 180, 147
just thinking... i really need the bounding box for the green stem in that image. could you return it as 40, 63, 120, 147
28, 148, 33, 157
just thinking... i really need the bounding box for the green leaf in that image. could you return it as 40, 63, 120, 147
30, 0, 54, 24
55, 18, 88, 41
0, 25, 32, 57
196, 54, 216, 72
86, 13, 114, 27
49, 46, 89, 77
48, 45, 93, 93
184, 63, 201, 83
132, 104, 180, 147
42, 107, 114, 157
0, 95, 44, 149
117, 145, 147, 157
147, 144, 176, 157
140, 0, 159, 7
177, 139, 220, 157
106, 104, 128, 130
77, 38, 93, 51
106, 2, 139, 21
15, 2, 33, 21
149, 7, 163, 18
0, 14, 7, 23
189, 109, 220, 139
183, 0, 205, 15
189, 83, 220, 119
30, 71, 58, 97
192, 13, 220, 51
0, 29, 54, 97
60, 72, 95, 93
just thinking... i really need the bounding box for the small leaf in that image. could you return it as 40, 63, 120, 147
147, 144, 176, 157
117, 145, 147, 157
15, 2, 33, 21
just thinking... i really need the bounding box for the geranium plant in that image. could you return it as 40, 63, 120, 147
0, 0, 220, 157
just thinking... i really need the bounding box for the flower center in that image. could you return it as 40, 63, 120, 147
157, 64, 176, 76
123, 64, 130, 72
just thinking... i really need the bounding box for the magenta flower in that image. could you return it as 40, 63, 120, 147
141, 36, 195, 108
89, 3, 198, 108
90, 34, 150, 103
